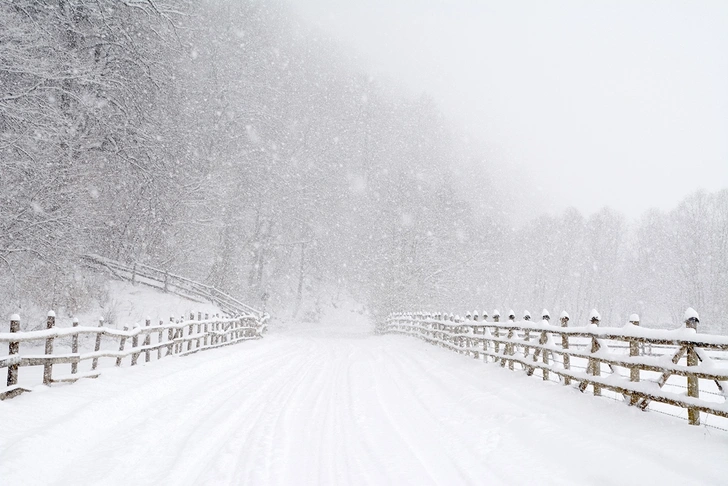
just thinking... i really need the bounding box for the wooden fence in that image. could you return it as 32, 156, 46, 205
384, 309, 728, 426
81, 254, 262, 318
1, 310, 268, 400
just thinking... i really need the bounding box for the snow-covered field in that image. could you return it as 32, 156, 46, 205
1, 307, 726, 485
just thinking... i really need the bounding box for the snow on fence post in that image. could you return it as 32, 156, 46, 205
116, 326, 129, 367
144, 318, 151, 362
7, 314, 20, 386
92, 317, 104, 370
43, 311, 56, 385
71, 317, 79, 374
684, 308, 700, 426
560, 311, 571, 385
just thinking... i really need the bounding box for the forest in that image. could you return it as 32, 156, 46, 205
1, 0, 726, 333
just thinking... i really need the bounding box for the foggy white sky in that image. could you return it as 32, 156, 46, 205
294, 0, 728, 220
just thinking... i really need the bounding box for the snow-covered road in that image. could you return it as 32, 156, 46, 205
1, 321, 726, 485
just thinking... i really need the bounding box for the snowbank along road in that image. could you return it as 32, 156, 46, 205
1, 316, 726, 485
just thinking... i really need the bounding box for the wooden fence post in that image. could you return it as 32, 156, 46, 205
685, 308, 700, 426
131, 324, 140, 366
131, 262, 137, 286
144, 318, 151, 362
540, 329, 549, 381
211, 318, 217, 346
590, 310, 602, 396
92, 317, 104, 370
204, 313, 209, 347
560, 311, 570, 385
471, 311, 480, 359
480, 311, 489, 358
541, 310, 550, 381
187, 313, 194, 352
116, 326, 128, 367
523, 311, 531, 361
71, 317, 79, 374
157, 320, 164, 360
492, 310, 500, 363
506, 310, 515, 369
175, 317, 183, 354
166, 315, 175, 356
629, 314, 640, 405
7, 314, 20, 387
197, 312, 202, 348
43, 311, 56, 385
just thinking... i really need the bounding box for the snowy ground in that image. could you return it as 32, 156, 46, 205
1, 308, 726, 485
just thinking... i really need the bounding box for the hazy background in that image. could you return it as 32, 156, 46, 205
2, 0, 726, 332
294, 0, 728, 220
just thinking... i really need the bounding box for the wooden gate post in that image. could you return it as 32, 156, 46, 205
43, 311, 56, 385
7, 314, 20, 387
629, 314, 640, 405
685, 308, 700, 425
71, 317, 79, 374
560, 311, 570, 385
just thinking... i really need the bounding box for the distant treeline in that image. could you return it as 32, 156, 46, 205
1, 1, 725, 333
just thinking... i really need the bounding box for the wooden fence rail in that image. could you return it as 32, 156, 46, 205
81, 254, 262, 318
1, 310, 269, 400
383, 308, 728, 426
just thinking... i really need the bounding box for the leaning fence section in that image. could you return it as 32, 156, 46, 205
1, 310, 268, 400
383, 308, 728, 427
81, 254, 262, 318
